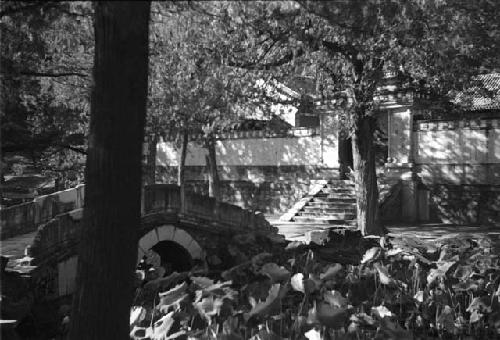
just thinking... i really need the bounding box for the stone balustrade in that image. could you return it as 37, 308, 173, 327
143, 184, 273, 233
31, 209, 83, 263
3, 182, 274, 243
1, 185, 85, 240
28, 184, 276, 264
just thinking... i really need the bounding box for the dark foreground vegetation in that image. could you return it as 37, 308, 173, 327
129, 229, 499, 340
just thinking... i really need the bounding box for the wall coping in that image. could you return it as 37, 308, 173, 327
161, 127, 321, 142
414, 118, 500, 131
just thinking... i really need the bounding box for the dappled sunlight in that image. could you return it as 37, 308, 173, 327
414, 119, 498, 186
417, 164, 490, 185
387, 223, 500, 253
420, 184, 500, 226
415, 125, 488, 164
387, 108, 411, 163
156, 132, 338, 168
493, 128, 500, 162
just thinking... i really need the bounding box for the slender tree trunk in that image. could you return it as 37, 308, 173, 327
352, 115, 382, 235
177, 130, 189, 186
205, 135, 221, 201
144, 133, 158, 186
0, 124, 4, 188
338, 134, 353, 180
178, 130, 189, 211
69, 2, 150, 339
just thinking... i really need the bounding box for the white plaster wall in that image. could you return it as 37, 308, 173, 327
415, 127, 499, 164
388, 108, 412, 163
157, 135, 339, 168
489, 129, 500, 163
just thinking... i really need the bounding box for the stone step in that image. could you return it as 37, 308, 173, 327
278, 176, 358, 225
327, 180, 355, 186
325, 185, 355, 190
327, 179, 354, 183
302, 206, 356, 214
296, 212, 356, 219
312, 195, 356, 202
292, 216, 357, 224
278, 224, 357, 233
319, 188, 356, 194
316, 192, 356, 198
305, 201, 355, 208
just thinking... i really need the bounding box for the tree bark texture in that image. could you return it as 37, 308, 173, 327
352, 115, 381, 235
69, 2, 150, 339
144, 133, 158, 186
178, 130, 189, 212
338, 134, 353, 180
177, 130, 189, 187
205, 135, 221, 201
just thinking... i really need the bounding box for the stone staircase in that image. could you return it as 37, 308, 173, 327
275, 174, 402, 241
291, 179, 357, 226
278, 178, 357, 233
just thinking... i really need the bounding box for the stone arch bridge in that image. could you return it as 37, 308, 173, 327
1, 184, 278, 299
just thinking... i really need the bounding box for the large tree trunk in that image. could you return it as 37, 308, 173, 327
352, 115, 382, 235
144, 133, 158, 186
205, 135, 221, 201
69, 2, 150, 339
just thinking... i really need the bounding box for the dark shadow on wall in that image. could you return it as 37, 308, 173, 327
156, 165, 337, 214
427, 184, 500, 225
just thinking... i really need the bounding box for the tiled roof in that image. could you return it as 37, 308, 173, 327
2, 175, 53, 190
453, 73, 500, 111
276, 73, 500, 112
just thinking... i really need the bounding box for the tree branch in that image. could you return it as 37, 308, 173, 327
56, 144, 88, 155
56, 8, 91, 18
227, 47, 305, 70
321, 40, 357, 60
0, 1, 63, 18
296, 1, 370, 34
18, 71, 89, 78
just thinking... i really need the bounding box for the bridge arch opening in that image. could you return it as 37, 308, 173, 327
138, 225, 205, 273
151, 240, 192, 274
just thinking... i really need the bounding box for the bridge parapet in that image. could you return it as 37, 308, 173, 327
3, 183, 273, 242
31, 209, 83, 265
29, 184, 276, 265
143, 184, 181, 213
6, 184, 280, 302
1, 185, 85, 240
144, 184, 274, 233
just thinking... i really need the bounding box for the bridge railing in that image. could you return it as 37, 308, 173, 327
1, 185, 85, 240
30, 184, 275, 263
2, 182, 274, 241
7, 183, 274, 259
143, 184, 272, 232
32, 209, 83, 262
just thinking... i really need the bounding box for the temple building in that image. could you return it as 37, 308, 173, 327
154, 73, 500, 225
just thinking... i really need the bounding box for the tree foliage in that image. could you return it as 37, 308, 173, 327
148, 2, 290, 140
2, 0, 500, 229
196, 0, 500, 234
147, 2, 300, 194
1, 1, 92, 187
